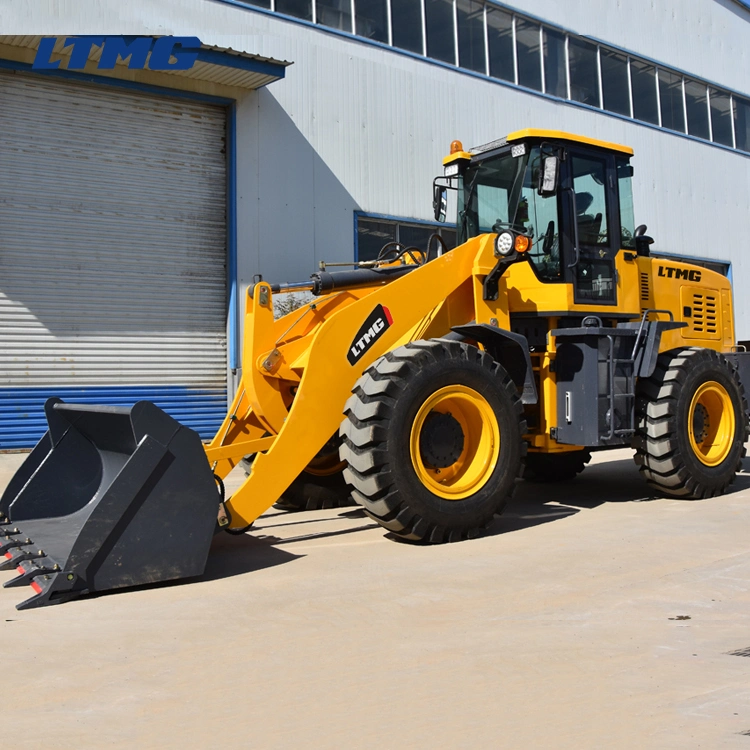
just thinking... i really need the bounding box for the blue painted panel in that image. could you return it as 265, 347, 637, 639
0, 386, 227, 449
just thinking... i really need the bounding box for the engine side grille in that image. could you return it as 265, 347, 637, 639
640, 272, 650, 303
680, 286, 721, 340
692, 292, 718, 335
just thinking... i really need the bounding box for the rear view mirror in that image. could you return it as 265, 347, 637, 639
433, 184, 448, 222
538, 155, 559, 196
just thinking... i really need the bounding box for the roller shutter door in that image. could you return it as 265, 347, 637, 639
0, 72, 228, 448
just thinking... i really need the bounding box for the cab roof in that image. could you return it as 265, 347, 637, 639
505, 128, 634, 156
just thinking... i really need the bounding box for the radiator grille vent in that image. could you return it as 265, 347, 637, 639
692, 293, 718, 335
640, 272, 650, 302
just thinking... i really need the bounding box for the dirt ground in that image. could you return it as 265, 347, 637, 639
1, 448, 750, 749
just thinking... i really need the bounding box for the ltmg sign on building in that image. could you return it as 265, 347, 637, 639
33, 36, 202, 71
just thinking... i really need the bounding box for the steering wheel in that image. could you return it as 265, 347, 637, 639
492, 219, 513, 233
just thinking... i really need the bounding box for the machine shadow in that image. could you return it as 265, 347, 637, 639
481, 451, 750, 538
79, 533, 305, 603
81, 451, 750, 602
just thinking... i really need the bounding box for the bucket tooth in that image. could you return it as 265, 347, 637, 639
0, 540, 44, 572
4, 556, 61, 589
0, 535, 30, 555
15, 571, 87, 611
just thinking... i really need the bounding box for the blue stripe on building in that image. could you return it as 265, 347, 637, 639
0, 386, 227, 449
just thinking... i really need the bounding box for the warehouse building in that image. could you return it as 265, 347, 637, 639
0, 0, 748, 447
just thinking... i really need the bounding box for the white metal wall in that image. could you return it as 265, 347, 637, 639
0, 71, 228, 446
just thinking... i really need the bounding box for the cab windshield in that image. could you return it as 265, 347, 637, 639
459, 146, 562, 281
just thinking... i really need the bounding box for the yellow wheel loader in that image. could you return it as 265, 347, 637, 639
2, 129, 749, 609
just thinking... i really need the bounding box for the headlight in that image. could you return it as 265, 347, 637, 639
444, 163, 459, 177
495, 231, 514, 256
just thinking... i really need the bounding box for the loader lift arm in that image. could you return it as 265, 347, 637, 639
207, 234, 505, 529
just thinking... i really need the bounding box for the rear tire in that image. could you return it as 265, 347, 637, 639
275, 471, 353, 511
523, 450, 591, 482
339, 340, 526, 543
633, 347, 748, 498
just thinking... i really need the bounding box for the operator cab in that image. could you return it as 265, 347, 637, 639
435, 129, 637, 307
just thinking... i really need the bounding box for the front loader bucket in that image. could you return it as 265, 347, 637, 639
0, 399, 219, 610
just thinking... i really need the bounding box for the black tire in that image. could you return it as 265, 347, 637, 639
339, 339, 526, 543
243, 436, 355, 512
523, 450, 591, 482
275, 471, 353, 511
633, 347, 748, 498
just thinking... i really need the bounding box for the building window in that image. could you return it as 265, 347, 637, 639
425, 0, 456, 64
316, 0, 352, 30
355, 0, 389, 43
276, 0, 312, 21
734, 97, 750, 153
658, 69, 685, 132
357, 216, 457, 262
391, 0, 423, 54
567, 37, 599, 107
515, 18, 542, 91
542, 28, 566, 98
630, 59, 659, 125
684, 79, 710, 140
600, 50, 630, 117
709, 89, 734, 148
486, 6, 514, 82
456, 0, 486, 74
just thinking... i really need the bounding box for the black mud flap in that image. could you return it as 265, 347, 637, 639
0, 399, 219, 610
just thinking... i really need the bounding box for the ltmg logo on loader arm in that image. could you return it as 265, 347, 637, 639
347, 304, 393, 365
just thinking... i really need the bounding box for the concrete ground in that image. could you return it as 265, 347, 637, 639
1, 449, 750, 749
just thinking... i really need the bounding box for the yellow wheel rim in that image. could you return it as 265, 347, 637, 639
409, 385, 500, 500
688, 381, 736, 467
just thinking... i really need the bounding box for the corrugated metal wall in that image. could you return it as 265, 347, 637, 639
0, 71, 228, 448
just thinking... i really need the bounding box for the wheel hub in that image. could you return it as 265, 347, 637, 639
692, 403, 709, 443
409, 384, 501, 500
419, 412, 465, 468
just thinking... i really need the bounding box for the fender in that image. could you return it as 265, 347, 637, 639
622, 320, 686, 378
451, 323, 538, 405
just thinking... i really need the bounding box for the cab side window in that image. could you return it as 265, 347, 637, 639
616, 158, 636, 249
572, 155, 609, 246
569, 153, 616, 304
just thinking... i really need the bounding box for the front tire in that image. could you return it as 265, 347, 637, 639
339, 340, 526, 543
633, 347, 748, 498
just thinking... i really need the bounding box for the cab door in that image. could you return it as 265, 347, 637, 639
561, 149, 621, 306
